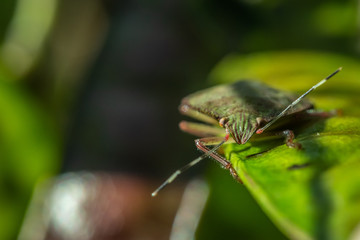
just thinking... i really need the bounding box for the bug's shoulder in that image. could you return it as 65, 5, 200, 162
181, 80, 313, 120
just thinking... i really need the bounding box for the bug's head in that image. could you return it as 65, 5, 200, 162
222, 114, 258, 144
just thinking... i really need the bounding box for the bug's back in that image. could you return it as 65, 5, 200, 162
182, 80, 313, 121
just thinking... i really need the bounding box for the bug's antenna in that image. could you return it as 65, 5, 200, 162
256, 67, 342, 134
151, 140, 226, 197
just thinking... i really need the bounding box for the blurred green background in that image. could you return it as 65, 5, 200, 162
0, 0, 359, 239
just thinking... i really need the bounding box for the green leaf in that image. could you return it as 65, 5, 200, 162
210, 51, 360, 239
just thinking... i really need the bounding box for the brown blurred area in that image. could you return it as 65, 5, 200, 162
20, 173, 185, 240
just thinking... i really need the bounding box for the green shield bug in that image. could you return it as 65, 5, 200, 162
152, 68, 342, 197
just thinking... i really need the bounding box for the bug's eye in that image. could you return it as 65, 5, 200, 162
219, 118, 228, 127
256, 117, 265, 126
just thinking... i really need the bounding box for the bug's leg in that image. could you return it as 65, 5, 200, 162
304, 109, 342, 118
195, 136, 242, 183
152, 137, 228, 197
278, 130, 302, 149
179, 121, 228, 138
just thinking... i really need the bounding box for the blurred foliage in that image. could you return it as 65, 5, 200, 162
1, 0, 57, 77
0, 0, 16, 42
0, 0, 359, 239
0, 69, 59, 239
0, 0, 59, 239
206, 51, 360, 239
